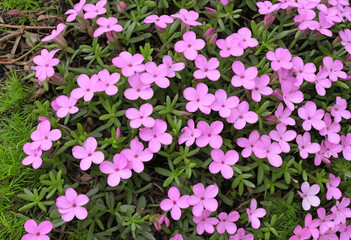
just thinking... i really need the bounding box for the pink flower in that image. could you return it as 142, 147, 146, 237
196, 120, 223, 149
183, 83, 215, 114
257, 1, 280, 14
298, 181, 321, 211
289, 225, 311, 240
314, 140, 332, 166
72, 137, 104, 171
269, 123, 296, 153
160, 187, 189, 220
125, 103, 155, 129
233, 27, 258, 49
53, 95, 79, 118
65, 0, 85, 22
99, 154, 132, 187
22, 143, 43, 169
124, 73, 153, 100
313, 70, 332, 96
298, 101, 325, 131
319, 113, 341, 144
139, 119, 173, 153
338, 223, 351, 240
226, 101, 259, 130
322, 139, 342, 159
94, 17, 123, 37
229, 228, 254, 240
56, 188, 89, 222
237, 130, 261, 158
246, 199, 266, 229
216, 35, 244, 58
22, 219, 52, 240
275, 103, 296, 126
193, 54, 220, 81
331, 197, 351, 224
187, 183, 218, 217
254, 135, 283, 167
317, 208, 336, 234
304, 213, 321, 240
252, 74, 273, 102
341, 133, 351, 160
32, 49, 60, 82
266, 48, 293, 71
209, 149, 239, 179
281, 79, 304, 111
296, 132, 320, 159
294, 10, 318, 31
30, 120, 61, 151
71, 74, 104, 101
217, 211, 240, 234
112, 51, 145, 77
231, 61, 257, 90
292, 56, 316, 86
116, 1, 127, 14
339, 29, 351, 54
193, 210, 219, 235
174, 31, 205, 60
121, 137, 153, 173
41, 23, 66, 46
178, 119, 201, 147
322, 56, 347, 81
140, 62, 170, 88
160, 55, 185, 78
143, 15, 174, 29
170, 234, 183, 240
326, 174, 342, 200
97, 69, 120, 96
210, 89, 239, 118
171, 9, 202, 26
83, 0, 106, 19
331, 97, 351, 123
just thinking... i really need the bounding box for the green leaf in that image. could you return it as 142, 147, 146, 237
155, 167, 171, 176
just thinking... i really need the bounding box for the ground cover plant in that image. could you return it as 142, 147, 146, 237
7, 0, 351, 239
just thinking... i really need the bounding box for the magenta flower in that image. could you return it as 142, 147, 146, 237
187, 183, 218, 216
193, 54, 220, 81
171, 9, 202, 26
183, 83, 215, 114
65, 0, 85, 22
237, 130, 261, 158
211, 89, 239, 118
331, 96, 351, 123
319, 113, 341, 144
83, 0, 106, 19
322, 139, 342, 159
99, 154, 132, 187
226, 101, 259, 130
294, 10, 318, 31
312, 70, 332, 96
178, 119, 201, 147
160, 55, 185, 78
94, 17, 123, 37
322, 56, 347, 81
326, 174, 342, 200
338, 224, 351, 240
32, 49, 60, 82
143, 15, 174, 29
317, 208, 336, 234
340, 29, 351, 54
126, 103, 155, 129
196, 120, 223, 149
341, 133, 351, 160
266, 48, 293, 71
289, 225, 311, 240
304, 213, 321, 240
112, 51, 145, 77
292, 56, 316, 86
216, 35, 244, 57
97, 69, 120, 96
254, 135, 283, 167
216, 211, 240, 234
155, 213, 170, 231
298, 101, 325, 131
252, 74, 273, 102
124, 73, 153, 100
233, 27, 258, 49
22, 219, 52, 240
139, 119, 173, 153
174, 31, 205, 60
314, 140, 332, 166
22, 143, 43, 169
160, 187, 189, 220
231, 61, 257, 90
140, 62, 170, 88
281, 80, 304, 111
53, 95, 79, 118
71, 74, 104, 101
257, 1, 280, 14
41, 23, 66, 46
72, 137, 104, 171
121, 137, 152, 173
30, 120, 61, 151
56, 188, 89, 222
209, 149, 239, 179
269, 123, 296, 153
331, 197, 351, 225
246, 199, 266, 229
170, 234, 183, 240
297, 181, 320, 211
229, 228, 254, 240
193, 210, 219, 235
296, 132, 320, 159
275, 103, 296, 126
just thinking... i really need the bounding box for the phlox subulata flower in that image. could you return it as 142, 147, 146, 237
193, 210, 219, 235
216, 211, 240, 234
269, 123, 297, 153
231, 61, 257, 90
30, 120, 61, 151
160, 55, 185, 78
298, 101, 326, 131
126, 103, 155, 129
196, 120, 223, 149
209, 149, 238, 179
140, 62, 170, 88
226, 101, 258, 130
237, 130, 261, 158
266, 47, 293, 71
143, 15, 174, 29
319, 113, 341, 144
72, 137, 104, 171
56, 188, 89, 222
274, 103, 296, 126
326, 174, 342, 200
174, 31, 205, 61
41, 23, 67, 48
187, 183, 218, 217
124, 73, 153, 100
330, 96, 351, 123
99, 154, 132, 187
52, 95, 79, 118
289, 225, 311, 240
71, 74, 104, 101
298, 182, 320, 211
246, 199, 266, 229
296, 132, 321, 159
32, 49, 60, 82
22, 143, 43, 169
65, 0, 85, 22
229, 228, 254, 240
112, 51, 145, 77
83, 0, 106, 19
178, 119, 201, 147
94, 17, 123, 37
251, 74, 273, 102
183, 83, 215, 114
331, 197, 351, 224
254, 135, 283, 167
160, 187, 189, 220
193, 54, 220, 81
322, 56, 347, 81
97, 69, 120, 96
341, 133, 351, 160
210, 89, 239, 118
171, 9, 202, 27
21, 219, 52, 240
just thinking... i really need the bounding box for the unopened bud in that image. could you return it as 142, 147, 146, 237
264, 115, 278, 125
39, 116, 48, 122
264, 13, 275, 28
8, 9, 23, 16
205, 7, 217, 17
209, 33, 218, 44
346, 54, 351, 62
117, 1, 127, 14
203, 28, 214, 38
52, 73, 64, 82
332, 36, 340, 46
116, 127, 121, 138
273, 90, 283, 100
180, 110, 192, 116
81, 174, 92, 182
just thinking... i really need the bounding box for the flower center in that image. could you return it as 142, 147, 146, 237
45, 136, 48, 140
45, 64, 49, 67
72, 203, 77, 207
134, 154, 138, 158
208, 134, 211, 137
196, 98, 200, 102
173, 200, 177, 205
187, 44, 192, 48
301, 146, 305, 149
255, 87, 258, 91
106, 25, 110, 29
200, 196, 205, 200
87, 88, 90, 92
153, 74, 157, 78
153, 134, 157, 138
115, 168, 119, 172
36, 232, 40, 236
240, 75, 244, 79
137, 88, 141, 92
204, 68, 208, 72
140, 116, 144, 119
128, 64, 132, 67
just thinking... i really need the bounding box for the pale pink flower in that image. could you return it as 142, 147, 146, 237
338, 223, 351, 240
319, 113, 341, 144
304, 213, 321, 240
216, 211, 240, 234
71, 74, 104, 101
209, 149, 239, 179
124, 73, 153, 100
289, 225, 311, 240
313, 70, 332, 96
226, 101, 259, 130
183, 83, 215, 114
278, 0, 299, 9
196, 120, 223, 149
331, 197, 351, 224
155, 213, 170, 231
53, 95, 79, 118
193, 210, 219, 235
170, 234, 183, 240
22, 219, 52, 240
216, 35, 244, 57
326, 174, 342, 200
22, 142, 43, 169
140, 62, 170, 88
233, 27, 258, 49
229, 228, 254, 240
139, 119, 173, 153
171, 9, 202, 26
339, 29, 351, 54
237, 130, 261, 158
193, 54, 220, 81
30, 120, 61, 151
94, 17, 123, 37
257, 1, 280, 14
32, 49, 60, 82
112, 52, 145, 77
281, 79, 304, 111
294, 9, 318, 31
143, 15, 174, 29
125, 103, 155, 129
160, 187, 189, 220
97, 69, 120, 96
252, 74, 273, 102
99, 154, 132, 187
254, 135, 283, 167
65, 0, 85, 22
72, 137, 104, 171
174, 31, 205, 60
266, 48, 293, 71
323, 56, 347, 81
56, 188, 89, 222
331, 96, 351, 123
83, 0, 107, 19
341, 133, 351, 160
210, 89, 239, 118
178, 119, 201, 147
160, 55, 185, 78
317, 208, 336, 234
296, 132, 320, 159
275, 103, 296, 126
246, 199, 266, 229
322, 139, 342, 159
298, 101, 326, 131
298, 182, 321, 211
291, 56, 316, 86
231, 61, 257, 90
314, 140, 332, 166
41, 23, 67, 48
187, 183, 218, 217
269, 123, 296, 153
